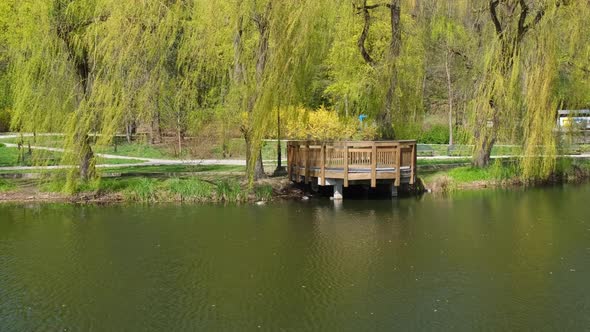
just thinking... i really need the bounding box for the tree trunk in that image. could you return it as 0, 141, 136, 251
176, 113, 183, 156
275, 109, 282, 170
245, 133, 266, 181
382, 0, 401, 139
357, 0, 400, 140
445, 49, 454, 146
125, 121, 134, 143
255, 149, 265, 180
150, 111, 162, 144
79, 134, 95, 181
473, 135, 495, 168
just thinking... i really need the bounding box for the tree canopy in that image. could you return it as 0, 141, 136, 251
1, 0, 589, 184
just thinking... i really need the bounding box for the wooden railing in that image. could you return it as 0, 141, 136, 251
287, 140, 417, 188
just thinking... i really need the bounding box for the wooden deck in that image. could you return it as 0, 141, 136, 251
287, 140, 417, 197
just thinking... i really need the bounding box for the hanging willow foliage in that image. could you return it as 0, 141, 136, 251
4, 0, 590, 185
469, 0, 589, 181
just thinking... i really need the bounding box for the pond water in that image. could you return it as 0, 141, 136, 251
0, 185, 589, 331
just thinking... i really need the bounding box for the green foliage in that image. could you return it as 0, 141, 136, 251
2, 0, 589, 185
254, 184, 273, 201
215, 178, 243, 202
0, 109, 10, 132
124, 178, 159, 202
0, 179, 15, 192
166, 177, 213, 202
419, 125, 449, 144
284, 106, 377, 141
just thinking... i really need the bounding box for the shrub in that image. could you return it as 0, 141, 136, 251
419, 125, 450, 144
283, 106, 376, 140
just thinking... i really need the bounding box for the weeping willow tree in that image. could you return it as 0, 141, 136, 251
227, 0, 336, 182
326, 0, 424, 139
175, 0, 234, 157
87, 1, 182, 147
8, 0, 90, 176
470, 0, 587, 180
0, 1, 12, 131
8, 1, 74, 135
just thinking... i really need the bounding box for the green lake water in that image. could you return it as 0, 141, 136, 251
1, 185, 589, 331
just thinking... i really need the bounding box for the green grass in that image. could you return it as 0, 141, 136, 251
0, 179, 15, 192
0, 146, 62, 167
165, 177, 214, 202
417, 157, 471, 166
425, 159, 519, 184
0, 135, 65, 147
36, 176, 250, 203
101, 164, 245, 174
0, 146, 143, 167
96, 143, 172, 159
215, 178, 244, 202
254, 184, 274, 201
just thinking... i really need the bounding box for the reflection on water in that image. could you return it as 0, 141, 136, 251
0, 185, 589, 331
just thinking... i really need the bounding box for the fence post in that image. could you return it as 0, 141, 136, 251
395, 143, 401, 186
305, 141, 310, 184
344, 144, 349, 187
371, 142, 377, 188
320, 143, 326, 186
410, 142, 416, 185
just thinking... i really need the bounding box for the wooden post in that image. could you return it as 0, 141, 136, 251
305, 142, 310, 184
371, 142, 377, 188
410, 142, 417, 185
344, 144, 349, 187
320, 143, 326, 186
395, 143, 401, 186
287, 142, 293, 180
296, 143, 301, 183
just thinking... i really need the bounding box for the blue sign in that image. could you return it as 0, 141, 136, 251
358, 114, 368, 122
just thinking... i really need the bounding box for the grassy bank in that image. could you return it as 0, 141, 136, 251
0, 174, 289, 204
422, 158, 590, 193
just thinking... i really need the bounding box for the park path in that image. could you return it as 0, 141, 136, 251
1, 133, 589, 172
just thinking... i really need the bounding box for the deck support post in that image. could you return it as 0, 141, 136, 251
327, 178, 344, 200
391, 184, 398, 198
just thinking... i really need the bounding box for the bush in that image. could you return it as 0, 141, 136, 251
419, 125, 450, 144
284, 106, 377, 140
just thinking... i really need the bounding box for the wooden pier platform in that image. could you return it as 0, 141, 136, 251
287, 140, 417, 199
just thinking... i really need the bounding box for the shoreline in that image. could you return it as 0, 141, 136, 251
1, 173, 589, 204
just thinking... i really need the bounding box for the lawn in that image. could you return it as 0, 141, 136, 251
0, 146, 144, 167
